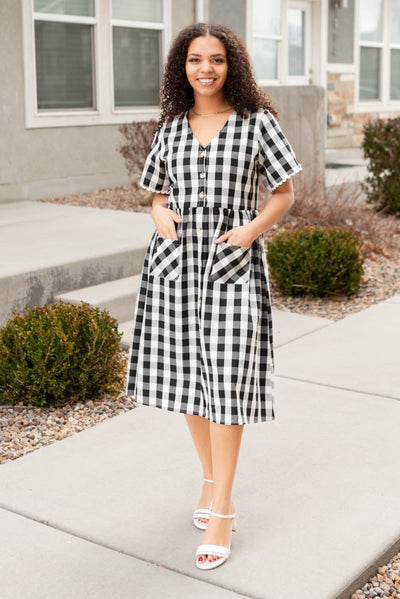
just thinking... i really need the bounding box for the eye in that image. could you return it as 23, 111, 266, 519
188, 58, 199, 62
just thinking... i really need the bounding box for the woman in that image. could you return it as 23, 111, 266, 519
125, 22, 302, 570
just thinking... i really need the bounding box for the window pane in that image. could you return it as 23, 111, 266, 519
34, 0, 94, 17
391, 0, 400, 43
390, 49, 400, 99
253, 0, 281, 36
288, 8, 305, 76
35, 21, 94, 109
359, 0, 383, 42
112, 0, 162, 22
113, 27, 160, 106
253, 39, 278, 80
359, 46, 381, 99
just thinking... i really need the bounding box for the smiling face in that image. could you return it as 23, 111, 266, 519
185, 35, 229, 100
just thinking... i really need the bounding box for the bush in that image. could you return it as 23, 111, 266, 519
267, 226, 364, 297
361, 116, 400, 215
118, 119, 158, 179
0, 301, 125, 407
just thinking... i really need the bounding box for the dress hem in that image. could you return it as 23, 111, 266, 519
128, 395, 276, 425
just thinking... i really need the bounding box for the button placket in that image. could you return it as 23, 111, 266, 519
198, 148, 207, 204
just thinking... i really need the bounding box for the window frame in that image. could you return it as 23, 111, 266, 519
354, 0, 400, 112
246, 0, 311, 86
22, 0, 172, 128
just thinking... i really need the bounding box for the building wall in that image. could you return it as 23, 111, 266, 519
0, 0, 195, 204
326, 1, 400, 148
0, 0, 322, 203
209, 0, 246, 41
265, 85, 325, 192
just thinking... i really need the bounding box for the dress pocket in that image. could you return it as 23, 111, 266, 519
209, 241, 252, 284
150, 236, 182, 280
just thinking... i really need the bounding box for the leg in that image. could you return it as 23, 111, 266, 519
197, 422, 244, 564
185, 415, 214, 524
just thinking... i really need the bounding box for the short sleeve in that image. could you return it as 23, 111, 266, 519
257, 109, 303, 192
139, 123, 171, 194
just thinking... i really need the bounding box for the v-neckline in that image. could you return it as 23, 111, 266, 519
184, 109, 236, 150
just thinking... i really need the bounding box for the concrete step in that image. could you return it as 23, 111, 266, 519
55, 275, 141, 326
0, 201, 155, 328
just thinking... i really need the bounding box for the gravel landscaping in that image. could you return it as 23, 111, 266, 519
1, 180, 399, 596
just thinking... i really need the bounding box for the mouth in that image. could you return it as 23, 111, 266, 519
197, 78, 217, 86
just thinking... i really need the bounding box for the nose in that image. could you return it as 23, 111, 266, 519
199, 60, 213, 74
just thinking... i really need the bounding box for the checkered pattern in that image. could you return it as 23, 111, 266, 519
125, 108, 302, 424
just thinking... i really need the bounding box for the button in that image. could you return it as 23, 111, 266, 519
197, 227, 203, 233
198, 260, 202, 268
200, 151, 206, 158
198, 327, 201, 333
199, 297, 202, 303
199, 191, 205, 199
200, 172, 206, 178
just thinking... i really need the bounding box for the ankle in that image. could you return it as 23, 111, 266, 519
209, 499, 234, 514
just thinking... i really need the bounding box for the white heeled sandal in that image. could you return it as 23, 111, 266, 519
195, 509, 237, 570
192, 478, 213, 530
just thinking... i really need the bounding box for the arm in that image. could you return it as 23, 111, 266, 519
215, 178, 294, 246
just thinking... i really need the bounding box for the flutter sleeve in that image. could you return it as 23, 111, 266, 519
139, 123, 171, 194
257, 109, 303, 192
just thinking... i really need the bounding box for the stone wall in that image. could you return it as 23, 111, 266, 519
327, 72, 400, 148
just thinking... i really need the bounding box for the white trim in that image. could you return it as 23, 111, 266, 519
22, 0, 171, 129
112, 19, 164, 29
327, 62, 356, 73
33, 13, 97, 24
352, 101, 400, 113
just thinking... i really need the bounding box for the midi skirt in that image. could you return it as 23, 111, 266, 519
125, 200, 275, 425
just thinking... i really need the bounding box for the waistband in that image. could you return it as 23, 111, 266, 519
167, 202, 259, 217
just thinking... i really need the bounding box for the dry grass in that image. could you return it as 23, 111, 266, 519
260, 175, 400, 258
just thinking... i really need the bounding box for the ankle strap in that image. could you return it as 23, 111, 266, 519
209, 510, 236, 519
203, 478, 214, 483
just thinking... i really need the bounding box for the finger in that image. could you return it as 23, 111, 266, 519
170, 210, 182, 222
215, 232, 229, 244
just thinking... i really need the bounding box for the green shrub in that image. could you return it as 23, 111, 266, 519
267, 226, 364, 297
0, 301, 125, 407
361, 116, 400, 215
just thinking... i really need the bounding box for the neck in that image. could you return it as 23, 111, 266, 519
191, 92, 231, 114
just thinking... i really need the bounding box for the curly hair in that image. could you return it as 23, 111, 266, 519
157, 22, 279, 130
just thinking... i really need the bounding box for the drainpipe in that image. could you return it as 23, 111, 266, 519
196, 0, 205, 22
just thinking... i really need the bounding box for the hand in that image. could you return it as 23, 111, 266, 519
151, 205, 182, 241
215, 224, 257, 247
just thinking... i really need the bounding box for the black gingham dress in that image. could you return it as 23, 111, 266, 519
125, 108, 302, 425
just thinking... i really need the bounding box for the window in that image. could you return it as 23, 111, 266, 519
359, 0, 383, 100
252, 0, 282, 81
358, 0, 400, 103
33, 0, 96, 110
391, 0, 400, 99
23, 0, 171, 127
250, 0, 310, 85
111, 0, 163, 108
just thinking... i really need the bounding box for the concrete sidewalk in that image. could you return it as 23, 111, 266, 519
1, 297, 400, 599
1, 195, 400, 598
